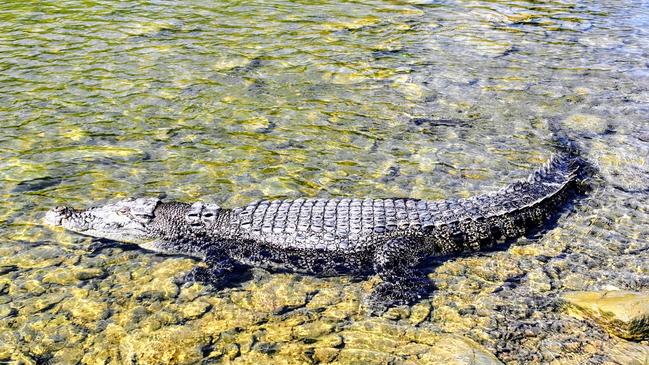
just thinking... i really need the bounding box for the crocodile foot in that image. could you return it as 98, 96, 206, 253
365, 276, 432, 314
175, 265, 229, 288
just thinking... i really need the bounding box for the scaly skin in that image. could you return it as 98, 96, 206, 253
44, 152, 587, 311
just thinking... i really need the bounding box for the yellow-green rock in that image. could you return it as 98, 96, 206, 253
562, 290, 649, 341
61, 297, 109, 323
42, 267, 104, 285
608, 339, 649, 365
313, 347, 339, 363
417, 335, 504, 365
121, 326, 211, 365
179, 300, 212, 320
135, 277, 180, 300
561, 113, 608, 134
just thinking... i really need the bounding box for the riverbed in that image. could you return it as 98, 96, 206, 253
1, 0, 648, 363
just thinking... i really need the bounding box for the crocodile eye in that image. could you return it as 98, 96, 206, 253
117, 207, 130, 215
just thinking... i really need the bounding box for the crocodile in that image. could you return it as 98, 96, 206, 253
44, 151, 588, 310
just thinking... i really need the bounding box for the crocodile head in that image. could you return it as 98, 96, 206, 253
43, 197, 177, 248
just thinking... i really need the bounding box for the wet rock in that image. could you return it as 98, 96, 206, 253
42, 267, 104, 285
178, 283, 207, 301
527, 269, 552, 292
7, 246, 66, 269
417, 335, 503, 365
61, 296, 109, 323
292, 321, 335, 341
0, 281, 8, 297
179, 300, 212, 320
139, 309, 181, 332
0, 304, 17, 319
0, 340, 14, 362
562, 290, 649, 341
135, 277, 180, 301
382, 306, 410, 320
237, 276, 314, 314
20, 293, 67, 315
0, 265, 17, 276
316, 334, 344, 348
52, 347, 85, 364
313, 347, 339, 363
122, 326, 211, 365
342, 329, 402, 353
306, 285, 345, 310
608, 339, 649, 365
561, 113, 609, 135
333, 328, 502, 365
118, 305, 150, 330
335, 348, 398, 364
408, 302, 431, 326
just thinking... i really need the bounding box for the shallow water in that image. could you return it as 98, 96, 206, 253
1, 0, 648, 363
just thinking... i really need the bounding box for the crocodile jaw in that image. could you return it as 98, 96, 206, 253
43, 198, 160, 245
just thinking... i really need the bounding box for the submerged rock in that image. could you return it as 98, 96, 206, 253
121, 326, 211, 365
561, 113, 609, 135
608, 339, 649, 365
179, 300, 212, 320
42, 267, 105, 285
562, 290, 649, 341
61, 296, 109, 323
418, 336, 504, 365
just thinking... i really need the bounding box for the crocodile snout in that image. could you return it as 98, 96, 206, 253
44, 206, 73, 226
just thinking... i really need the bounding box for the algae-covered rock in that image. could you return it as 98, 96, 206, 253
0, 304, 16, 319
5, 246, 66, 269
608, 339, 649, 365
417, 335, 504, 365
561, 113, 609, 134
313, 347, 339, 363
42, 267, 104, 285
179, 300, 212, 320
20, 292, 67, 315
120, 326, 211, 365
408, 302, 431, 326
562, 290, 649, 341
234, 275, 315, 314
135, 277, 180, 301
332, 332, 501, 365
60, 289, 109, 323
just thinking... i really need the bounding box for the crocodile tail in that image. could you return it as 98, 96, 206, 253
526, 151, 582, 188
435, 152, 591, 254
484, 151, 587, 242
547, 120, 597, 188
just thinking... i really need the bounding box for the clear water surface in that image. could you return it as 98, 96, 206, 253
1, 0, 648, 363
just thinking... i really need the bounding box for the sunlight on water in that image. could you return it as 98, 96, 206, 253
1, 0, 648, 363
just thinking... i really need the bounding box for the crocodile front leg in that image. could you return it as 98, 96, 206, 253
177, 253, 244, 288
366, 237, 432, 313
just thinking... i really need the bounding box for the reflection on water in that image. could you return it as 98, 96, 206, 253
1, 0, 648, 363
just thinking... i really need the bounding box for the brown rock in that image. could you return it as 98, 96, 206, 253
313, 348, 339, 363
562, 290, 649, 341
417, 335, 504, 365
608, 339, 649, 365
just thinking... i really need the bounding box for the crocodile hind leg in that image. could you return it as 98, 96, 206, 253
366, 237, 432, 313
